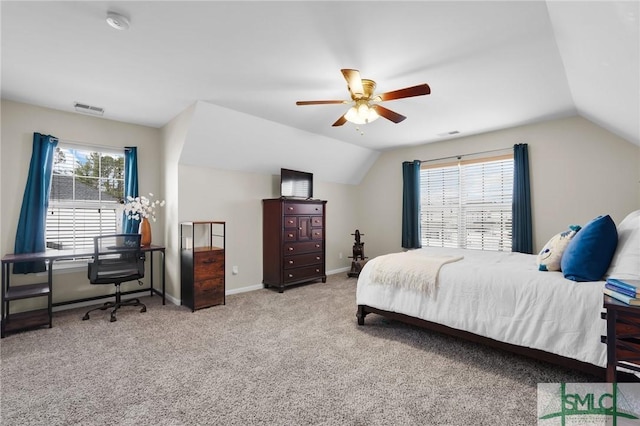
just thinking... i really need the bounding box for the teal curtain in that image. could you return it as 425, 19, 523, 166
13, 133, 58, 274
123, 147, 139, 234
402, 160, 422, 249
512, 143, 533, 254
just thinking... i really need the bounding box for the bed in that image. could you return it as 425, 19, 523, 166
356, 210, 640, 378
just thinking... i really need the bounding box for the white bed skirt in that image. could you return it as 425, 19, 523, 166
356, 247, 607, 368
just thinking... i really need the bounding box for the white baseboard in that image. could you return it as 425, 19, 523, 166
327, 266, 351, 275
226, 283, 264, 295
164, 292, 180, 306
225, 267, 351, 295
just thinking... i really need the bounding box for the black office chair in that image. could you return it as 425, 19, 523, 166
82, 234, 146, 323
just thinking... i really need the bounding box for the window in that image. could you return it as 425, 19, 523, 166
420, 154, 513, 251
46, 143, 125, 252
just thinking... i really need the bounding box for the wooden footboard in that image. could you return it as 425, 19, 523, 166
357, 304, 605, 379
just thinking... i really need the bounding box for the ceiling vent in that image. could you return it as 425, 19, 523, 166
74, 102, 104, 116
437, 130, 460, 137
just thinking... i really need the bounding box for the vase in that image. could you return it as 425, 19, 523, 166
139, 217, 152, 246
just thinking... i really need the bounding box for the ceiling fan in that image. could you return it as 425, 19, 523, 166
296, 69, 430, 127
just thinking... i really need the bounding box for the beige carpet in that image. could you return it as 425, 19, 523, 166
0, 273, 592, 425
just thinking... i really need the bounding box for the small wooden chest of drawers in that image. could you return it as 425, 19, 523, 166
263, 198, 327, 293
601, 295, 640, 382
180, 221, 226, 311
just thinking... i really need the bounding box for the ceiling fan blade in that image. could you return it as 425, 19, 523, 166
372, 105, 406, 123
376, 84, 431, 101
341, 69, 365, 98
332, 115, 347, 127
296, 100, 347, 106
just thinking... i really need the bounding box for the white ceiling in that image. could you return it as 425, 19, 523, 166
1, 1, 638, 155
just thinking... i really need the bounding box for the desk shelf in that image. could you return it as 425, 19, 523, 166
5, 282, 50, 300
1, 259, 53, 338
3, 309, 51, 334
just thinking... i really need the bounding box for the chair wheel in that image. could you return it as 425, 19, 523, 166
82, 314, 89, 321
140, 306, 147, 313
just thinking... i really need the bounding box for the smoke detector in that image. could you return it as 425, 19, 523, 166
106, 12, 130, 30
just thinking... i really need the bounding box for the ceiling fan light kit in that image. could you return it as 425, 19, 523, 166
345, 100, 380, 124
296, 69, 430, 127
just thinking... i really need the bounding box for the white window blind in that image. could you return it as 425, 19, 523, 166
46, 205, 118, 251
46, 143, 124, 253
420, 155, 513, 251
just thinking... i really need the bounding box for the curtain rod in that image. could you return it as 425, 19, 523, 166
58, 137, 131, 153
420, 146, 513, 163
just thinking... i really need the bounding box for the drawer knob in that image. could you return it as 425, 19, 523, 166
289, 260, 294, 264
299, 227, 303, 230
316, 256, 320, 260
288, 273, 294, 278
288, 207, 294, 211
315, 244, 320, 248
315, 269, 320, 272
288, 220, 294, 224
288, 233, 294, 238
288, 247, 294, 251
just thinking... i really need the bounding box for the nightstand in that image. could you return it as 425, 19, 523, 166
601, 295, 640, 382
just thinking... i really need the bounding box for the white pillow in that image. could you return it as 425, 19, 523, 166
537, 225, 581, 271
606, 209, 640, 280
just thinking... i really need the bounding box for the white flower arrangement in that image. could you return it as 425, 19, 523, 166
123, 193, 165, 222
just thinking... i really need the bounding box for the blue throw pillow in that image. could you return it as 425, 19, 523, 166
561, 215, 618, 282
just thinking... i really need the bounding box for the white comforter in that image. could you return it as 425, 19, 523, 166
356, 247, 607, 367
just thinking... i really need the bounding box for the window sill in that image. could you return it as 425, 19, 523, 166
48, 258, 90, 275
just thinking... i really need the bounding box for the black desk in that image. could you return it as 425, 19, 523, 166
1, 245, 165, 337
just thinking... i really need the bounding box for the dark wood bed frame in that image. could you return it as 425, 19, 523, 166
357, 304, 606, 379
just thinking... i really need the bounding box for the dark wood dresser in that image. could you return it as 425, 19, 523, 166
601, 295, 640, 382
262, 198, 327, 293
180, 221, 225, 311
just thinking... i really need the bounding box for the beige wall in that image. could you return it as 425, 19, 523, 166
2, 101, 639, 311
357, 116, 640, 257
175, 165, 357, 293
0, 100, 163, 310
160, 103, 195, 303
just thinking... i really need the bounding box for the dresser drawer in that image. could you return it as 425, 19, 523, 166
194, 250, 225, 280
284, 216, 298, 228
284, 230, 297, 241
194, 278, 224, 309
283, 226, 321, 242
616, 319, 640, 337
615, 338, 640, 362
284, 241, 323, 255
284, 202, 324, 216
311, 216, 322, 227
284, 253, 323, 270
284, 265, 324, 283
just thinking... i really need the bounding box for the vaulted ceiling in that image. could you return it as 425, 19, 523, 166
2, 1, 638, 171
